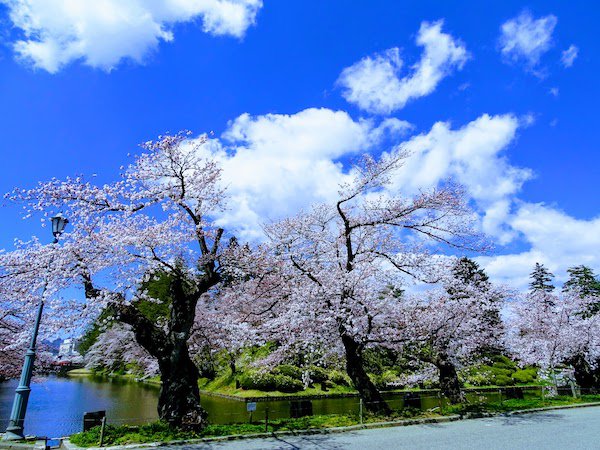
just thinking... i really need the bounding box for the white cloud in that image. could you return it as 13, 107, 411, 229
478, 203, 600, 289
1, 0, 263, 72
388, 114, 531, 242
185, 106, 597, 291
499, 10, 557, 71
200, 111, 531, 246
561, 45, 579, 68
337, 20, 469, 114
194, 108, 411, 240
549, 87, 559, 97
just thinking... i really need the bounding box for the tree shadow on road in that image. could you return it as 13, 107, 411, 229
172, 432, 356, 450
496, 412, 564, 426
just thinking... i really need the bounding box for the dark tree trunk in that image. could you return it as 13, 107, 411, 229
86, 270, 215, 430
570, 355, 600, 394
157, 342, 207, 429
437, 356, 464, 404
341, 334, 391, 414
229, 357, 237, 376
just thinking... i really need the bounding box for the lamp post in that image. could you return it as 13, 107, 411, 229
3, 214, 69, 440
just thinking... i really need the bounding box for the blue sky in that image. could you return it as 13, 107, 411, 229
0, 0, 598, 288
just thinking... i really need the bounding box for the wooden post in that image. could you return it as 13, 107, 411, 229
359, 399, 363, 425
265, 406, 269, 433
99, 416, 107, 447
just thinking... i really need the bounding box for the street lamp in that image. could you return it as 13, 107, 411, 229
51, 213, 69, 244
3, 214, 68, 440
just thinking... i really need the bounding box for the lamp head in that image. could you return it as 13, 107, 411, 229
50, 213, 69, 241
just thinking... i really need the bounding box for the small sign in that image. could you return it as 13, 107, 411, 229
246, 402, 257, 412
83, 410, 106, 431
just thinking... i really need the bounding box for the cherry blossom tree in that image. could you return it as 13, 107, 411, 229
0, 314, 27, 380
187, 242, 292, 377
264, 150, 483, 412
508, 289, 600, 392
0, 239, 70, 380
85, 323, 159, 376
1, 132, 230, 429
398, 269, 508, 403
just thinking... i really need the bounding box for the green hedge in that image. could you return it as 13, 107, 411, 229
238, 371, 303, 392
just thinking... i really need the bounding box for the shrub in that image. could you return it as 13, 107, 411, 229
274, 374, 304, 392
238, 371, 303, 392
275, 364, 303, 380
489, 355, 517, 371
307, 366, 329, 384
328, 370, 351, 387
369, 371, 399, 390
512, 367, 537, 384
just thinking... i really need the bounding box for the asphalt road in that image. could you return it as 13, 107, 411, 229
163, 406, 600, 450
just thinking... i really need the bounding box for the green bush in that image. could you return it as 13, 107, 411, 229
274, 374, 304, 392
238, 371, 303, 392
307, 366, 329, 383
489, 355, 517, 371
464, 356, 538, 387
274, 364, 303, 380
511, 367, 537, 384
328, 370, 351, 387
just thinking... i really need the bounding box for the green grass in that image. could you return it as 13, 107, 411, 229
70, 411, 442, 447
446, 394, 600, 415
69, 416, 360, 447
69, 395, 600, 448
198, 373, 356, 398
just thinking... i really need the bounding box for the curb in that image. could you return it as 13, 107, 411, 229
0, 439, 47, 450
62, 402, 600, 450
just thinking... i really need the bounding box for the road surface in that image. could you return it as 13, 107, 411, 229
163, 406, 600, 450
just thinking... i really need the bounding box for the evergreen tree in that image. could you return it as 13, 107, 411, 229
449, 257, 503, 354
563, 265, 600, 314
563, 265, 600, 296
451, 257, 489, 289
529, 263, 555, 292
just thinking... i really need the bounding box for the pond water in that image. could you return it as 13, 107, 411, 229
0, 376, 542, 438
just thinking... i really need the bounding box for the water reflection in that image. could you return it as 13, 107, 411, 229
0, 376, 542, 439
0, 376, 159, 438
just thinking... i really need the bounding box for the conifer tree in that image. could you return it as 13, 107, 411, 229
563, 265, 600, 314
529, 262, 555, 292
563, 265, 600, 296
449, 258, 502, 352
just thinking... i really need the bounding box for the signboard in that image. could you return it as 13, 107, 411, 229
83, 410, 106, 431
246, 402, 257, 412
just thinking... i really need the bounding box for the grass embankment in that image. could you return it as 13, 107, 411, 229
198, 373, 356, 398
69, 395, 600, 447
67, 369, 161, 386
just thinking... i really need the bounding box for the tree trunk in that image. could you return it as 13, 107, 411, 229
157, 341, 207, 429
341, 334, 391, 414
437, 356, 464, 404
229, 357, 236, 376
94, 273, 212, 431
570, 355, 600, 394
